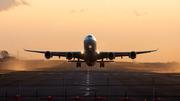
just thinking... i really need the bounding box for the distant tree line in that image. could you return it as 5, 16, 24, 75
0, 50, 9, 58
0, 50, 9, 61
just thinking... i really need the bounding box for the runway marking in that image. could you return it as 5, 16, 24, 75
86, 88, 90, 90
84, 92, 90, 96
87, 74, 89, 80
48, 73, 54, 74
81, 84, 94, 85
80, 87, 96, 89
87, 68, 89, 80
103, 73, 109, 75
83, 67, 91, 96
38, 73, 44, 74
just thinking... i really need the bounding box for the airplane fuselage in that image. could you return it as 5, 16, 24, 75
84, 35, 97, 66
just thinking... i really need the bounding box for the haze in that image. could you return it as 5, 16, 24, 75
0, 0, 180, 62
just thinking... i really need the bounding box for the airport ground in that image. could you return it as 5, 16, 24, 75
0, 61, 180, 101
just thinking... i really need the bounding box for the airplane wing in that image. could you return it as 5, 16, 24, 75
97, 48, 158, 59
24, 49, 84, 59
24, 48, 158, 60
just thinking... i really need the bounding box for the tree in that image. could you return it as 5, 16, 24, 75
0, 50, 9, 59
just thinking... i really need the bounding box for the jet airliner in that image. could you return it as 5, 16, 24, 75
24, 35, 157, 68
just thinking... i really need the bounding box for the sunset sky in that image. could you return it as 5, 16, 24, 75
0, 0, 180, 62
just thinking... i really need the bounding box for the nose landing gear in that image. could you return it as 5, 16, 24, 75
76, 58, 81, 68
100, 58, 105, 68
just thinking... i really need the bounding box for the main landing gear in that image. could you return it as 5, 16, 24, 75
76, 62, 81, 68
100, 58, 105, 68
100, 62, 105, 68
76, 58, 81, 68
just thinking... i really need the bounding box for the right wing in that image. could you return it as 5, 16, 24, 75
97, 48, 158, 59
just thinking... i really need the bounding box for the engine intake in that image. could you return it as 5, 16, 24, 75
45, 51, 52, 59
129, 51, 136, 59
108, 52, 115, 60
66, 52, 73, 60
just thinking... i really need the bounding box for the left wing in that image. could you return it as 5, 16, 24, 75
97, 48, 158, 59
24, 49, 84, 59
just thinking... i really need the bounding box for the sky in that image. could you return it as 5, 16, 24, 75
0, 0, 180, 62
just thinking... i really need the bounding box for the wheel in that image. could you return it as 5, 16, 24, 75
103, 63, 105, 68
100, 63, 102, 68
76, 63, 79, 68
79, 63, 81, 68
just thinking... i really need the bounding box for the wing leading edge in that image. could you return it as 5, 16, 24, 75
24, 49, 83, 59
24, 48, 158, 60
97, 48, 158, 59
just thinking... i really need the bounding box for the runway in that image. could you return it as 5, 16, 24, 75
0, 62, 180, 101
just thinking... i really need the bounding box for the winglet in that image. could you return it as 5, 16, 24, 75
153, 48, 159, 52
156, 47, 159, 51
23, 48, 26, 51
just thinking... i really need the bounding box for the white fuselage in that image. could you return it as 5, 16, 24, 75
84, 35, 97, 66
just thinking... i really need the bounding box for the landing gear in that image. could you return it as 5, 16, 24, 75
100, 58, 105, 68
100, 62, 105, 68
76, 58, 81, 68
76, 62, 81, 68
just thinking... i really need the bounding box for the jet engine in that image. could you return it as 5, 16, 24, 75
45, 51, 52, 59
66, 52, 73, 60
129, 51, 136, 59
108, 52, 115, 60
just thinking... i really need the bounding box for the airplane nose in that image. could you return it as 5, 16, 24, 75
84, 35, 96, 41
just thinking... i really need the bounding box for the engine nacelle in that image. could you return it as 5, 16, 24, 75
129, 51, 136, 59
66, 52, 73, 60
108, 52, 115, 60
45, 51, 52, 59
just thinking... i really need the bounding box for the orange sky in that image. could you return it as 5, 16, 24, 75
0, 0, 180, 62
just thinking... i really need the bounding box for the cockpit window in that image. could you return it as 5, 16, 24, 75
84, 35, 96, 41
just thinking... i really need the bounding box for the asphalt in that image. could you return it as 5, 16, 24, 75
0, 62, 180, 101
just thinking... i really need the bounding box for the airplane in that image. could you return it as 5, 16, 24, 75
24, 35, 158, 68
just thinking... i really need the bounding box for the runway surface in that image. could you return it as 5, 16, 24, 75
0, 62, 180, 101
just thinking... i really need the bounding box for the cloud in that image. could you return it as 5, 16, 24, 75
0, 0, 30, 12
20, 0, 30, 5
69, 10, 75, 13
69, 9, 88, 13
80, 9, 85, 12
80, 9, 88, 12
126, 9, 148, 17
